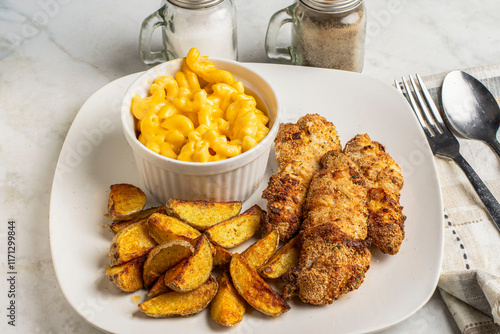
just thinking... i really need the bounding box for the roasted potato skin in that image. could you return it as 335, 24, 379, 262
230, 254, 290, 317
108, 184, 147, 222
105, 256, 146, 292
211, 271, 246, 327
139, 275, 218, 318
109, 220, 157, 266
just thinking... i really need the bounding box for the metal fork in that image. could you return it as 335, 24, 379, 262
395, 74, 500, 231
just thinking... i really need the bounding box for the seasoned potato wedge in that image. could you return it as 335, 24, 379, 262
148, 213, 201, 244
211, 271, 246, 327
105, 256, 146, 292
167, 235, 213, 292
147, 272, 172, 298
108, 219, 139, 234
230, 254, 290, 317
109, 220, 157, 266
108, 184, 147, 221
143, 239, 194, 288
241, 228, 279, 269
259, 235, 301, 279
205, 205, 264, 248
162, 258, 189, 283
139, 275, 218, 318
166, 198, 242, 231
213, 244, 232, 267
109, 206, 166, 234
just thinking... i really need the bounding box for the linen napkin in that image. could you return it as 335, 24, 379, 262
418, 65, 500, 334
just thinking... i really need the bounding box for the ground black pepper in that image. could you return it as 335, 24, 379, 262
291, 0, 366, 71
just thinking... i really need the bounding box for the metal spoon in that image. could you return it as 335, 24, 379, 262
441, 70, 500, 157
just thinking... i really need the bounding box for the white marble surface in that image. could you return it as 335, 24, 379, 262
1, 0, 500, 333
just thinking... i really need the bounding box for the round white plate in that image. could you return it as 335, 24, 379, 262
49, 63, 443, 334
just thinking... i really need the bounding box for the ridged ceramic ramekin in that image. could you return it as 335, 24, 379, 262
121, 58, 280, 203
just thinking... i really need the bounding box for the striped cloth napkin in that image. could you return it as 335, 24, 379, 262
420, 65, 500, 334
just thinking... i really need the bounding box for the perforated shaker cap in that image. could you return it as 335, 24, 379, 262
300, 0, 363, 13
167, 0, 226, 9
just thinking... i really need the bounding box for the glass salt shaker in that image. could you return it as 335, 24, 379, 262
140, 0, 238, 65
265, 0, 366, 72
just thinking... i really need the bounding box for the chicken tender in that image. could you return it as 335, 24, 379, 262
302, 150, 368, 239
282, 224, 371, 305
262, 114, 341, 241
344, 134, 406, 255
283, 150, 371, 305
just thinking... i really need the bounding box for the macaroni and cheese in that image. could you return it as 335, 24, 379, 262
131, 48, 270, 162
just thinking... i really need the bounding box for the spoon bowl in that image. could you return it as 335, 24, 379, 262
442, 70, 500, 156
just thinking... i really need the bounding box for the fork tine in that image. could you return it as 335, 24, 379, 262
399, 77, 433, 138
408, 75, 443, 135
394, 79, 403, 95
415, 74, 447, 128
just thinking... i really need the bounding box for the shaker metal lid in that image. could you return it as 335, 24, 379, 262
300, 0, 363, 12
167, 0, 225, 9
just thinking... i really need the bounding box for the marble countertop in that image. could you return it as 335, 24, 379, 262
2, 0, 500, 333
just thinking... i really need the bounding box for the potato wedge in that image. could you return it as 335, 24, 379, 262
108, 183, 146, 221
139, 275, 218, 318
105, 256, 146, 292
166, 198, 242, 231
109, 206, 166, 234
148, 256, 197, 298
205, 205, 264, 248
108, 219, 139, 234
148, 213, 201, 244
167, 234, 213, 292
259, 235, 301, 279
213, 244, 232, 267
109, 219, 157, 266
211, 271, 246, 327
143, 239, 194, 288
147, 272, 172, 298
230, 254, 290, 317
241, 228, 279, 269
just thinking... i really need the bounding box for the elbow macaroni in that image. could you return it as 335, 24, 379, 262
131, 48, 270, 163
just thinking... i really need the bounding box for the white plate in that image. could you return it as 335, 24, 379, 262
50, 63, 443, 334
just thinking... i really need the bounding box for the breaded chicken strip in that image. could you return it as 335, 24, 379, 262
302, 150, 368, 239
262, 114, 341, 241
282, 150, 371, 305
344, 134, 406, 255
282, 224, 371, 305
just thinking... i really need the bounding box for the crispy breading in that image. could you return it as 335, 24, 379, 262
262, 114, 341, 241
302, 150, 368, 239
283, 150, 371, 305
344, 134, 403, 197
344, 134, 406, 255
367, 188, 406, 254
282, 223, 371, 305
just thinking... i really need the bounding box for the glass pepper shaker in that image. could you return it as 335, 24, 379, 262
140, 0, 238, 65
265, 0, 366, 72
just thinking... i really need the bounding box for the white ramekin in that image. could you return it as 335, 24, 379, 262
121, 58, 280, 203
